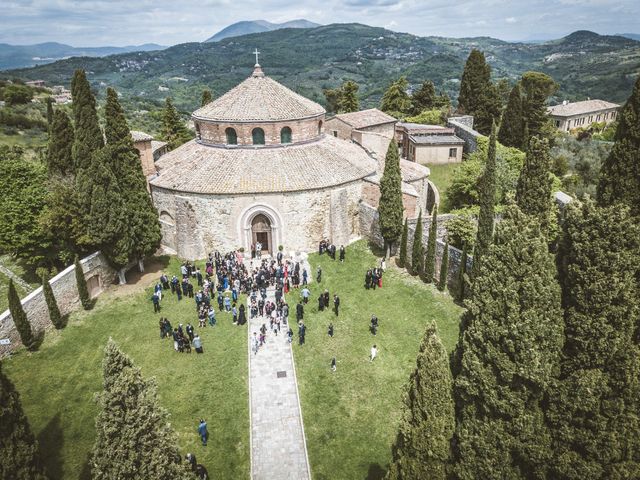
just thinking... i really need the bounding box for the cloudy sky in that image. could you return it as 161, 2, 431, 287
1, 0, 639, 47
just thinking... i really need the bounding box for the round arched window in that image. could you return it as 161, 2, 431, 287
280, 126, 292, 144
252, 127, 265, 145
225, 127, 237, 145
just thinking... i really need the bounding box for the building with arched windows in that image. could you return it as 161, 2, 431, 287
149, 64, 430, 259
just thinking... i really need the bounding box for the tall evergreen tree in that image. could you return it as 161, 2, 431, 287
411, 80, 437, 115
0, 362, 48, 480
520, 71, 558, 142
339, 80, 359, 113
8, 280, 36, 350
200, 89, 213, 107
90, 339, 193, 480
457, 49, 501, 135
47, 110, 75, 176
161, 97, 192, 150
381, 77, 411, 117
438, 241, 449, 292
424, 205, 438, 282
386, 322, 454, 480
549, 199, 640, 479
70, 69, 104, 172
103, 88, 131, 146
46, 96, 54, 132
597, 75, 640, 215
399, 217, 408, 268
498, 83, 525, 149
74, 256, 92, 310
42, 273, 63, 330
453, 244, 468, 303
452, 206, 563, 479
323, 87, 341, 114
378, 139, 404, 258
411, 211, 424, 276
472, 122, 497, 279
516, 136, 553, 229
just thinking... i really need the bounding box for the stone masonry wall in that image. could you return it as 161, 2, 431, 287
447, 117, 481, 154
0, 252, 117, 357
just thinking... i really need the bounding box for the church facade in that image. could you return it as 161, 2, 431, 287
149, 64, 429, 259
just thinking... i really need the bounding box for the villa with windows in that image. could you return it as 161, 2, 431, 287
547, 99, 620, 131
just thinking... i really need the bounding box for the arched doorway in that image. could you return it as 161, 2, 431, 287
251, 214, 272, 254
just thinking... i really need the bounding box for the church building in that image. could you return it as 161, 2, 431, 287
149, 62, 430, 259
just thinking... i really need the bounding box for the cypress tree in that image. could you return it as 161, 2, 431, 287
42, 273, 63, 330
47, 110, 75, 176
8, 280, 35, 350
411, 211, 424, 276
472, 122, 497, 279
200, 89, 213, 107
549, 199, 640, 479
457, 49, 501, 135
454, 244, 468, 302
516, 136, 553, 229
378, 139, 404, 258
380, 77, 411, 117
70, 69, 104, 172
161, 97, 192, 150
498, 83, 525, 149
90, 339, 193, 480
46, 96, 53, 132
386, 322, 454, 480
424, 205, 438, 282
452, 206, 563, 479
597, 75, 640, 215
0, 362, 48, 480
438, 241, 449, 292
339, 80, 359, 113
398, 217, 408, 268
74, 256, 92, 310
411, 80, 437, 115
520, 71, 558, 142
103, 88, 131, 146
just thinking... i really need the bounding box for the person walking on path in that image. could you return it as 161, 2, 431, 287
333, 294, 340, 317
370, 344, 378, 362
316, 266, 322, 283
151, 291, 161, 313
252, 332, 260, 354
296, 301, 304, 322
198, 419, 208, 446
298, 321, 306, 345
339, 246, 345, 262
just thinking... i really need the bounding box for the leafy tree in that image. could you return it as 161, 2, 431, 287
200, 89, 213, 106
411, 210, 424, 276
42, 273, 63, 329
597, 75, 640, 215
453, 244, 468, 302
434, 90, 451, 110
398, 217, 408, 268
323, 87, 341, 114
452, 206, 563, 479
70, 69, 104, 173
8, 280, 36, 350
339, 80, 359, 113
381, 77, 411, 117
405, 108, 447, 126
424, 205, 438, 282
0, 362, 48, 480
386, 322, 454, 480
3, 84, 33, 105
445, 211, 476, 251
47, 110, 74, 176
457, 49, 501, 135
90, 339, 193, 480
160, 97, 192, 150
74, 256, 92, 310
378, 139, 404, 258
472, 122, 497, 278
411, 80, 436, 115
498, 83, 525, 149
549, 199, 640, 479
438, 242, 449, 291
516, 136, 553, 229
520, 71, 558, 142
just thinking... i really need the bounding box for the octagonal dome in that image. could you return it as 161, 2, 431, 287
192, 65, 325, 123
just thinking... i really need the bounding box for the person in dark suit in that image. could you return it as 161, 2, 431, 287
339, 246, 345, 262
318, 293, 325, 311
333, 294, 340, 316
296, 301, 304, 321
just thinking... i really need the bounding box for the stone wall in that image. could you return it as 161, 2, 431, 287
447, 117, 481, 154
133, 139, 155, 178
0, 252, 117, 357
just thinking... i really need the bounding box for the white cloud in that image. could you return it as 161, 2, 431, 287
505, 17, 517, 23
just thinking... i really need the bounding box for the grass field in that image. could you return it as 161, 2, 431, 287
292, 241, 462, 480
0, 254, 40, 312
3, 256, 249, 479
427, 163, 459, 212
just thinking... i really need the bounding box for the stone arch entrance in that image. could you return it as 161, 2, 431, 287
251, 214, 272, 254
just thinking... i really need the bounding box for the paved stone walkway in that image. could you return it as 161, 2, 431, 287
248, 284, 311, 480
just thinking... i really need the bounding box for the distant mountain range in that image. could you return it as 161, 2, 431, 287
618, 33, 640, 41
205, 19, 321, 42
0, 42, 166, 70
3, 24, 638, 112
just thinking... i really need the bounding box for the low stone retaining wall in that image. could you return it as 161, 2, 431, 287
0, 252, 116, 357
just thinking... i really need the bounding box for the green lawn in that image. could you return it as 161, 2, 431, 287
0, 254, 40, 312
292, 241, 462, 480
427, 163, 459, 212
3, 256, 249, 479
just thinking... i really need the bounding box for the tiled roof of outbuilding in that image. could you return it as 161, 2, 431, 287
332, 108, 396, 129
150, 135, 377, 194
131, 130, 154, 142
192, 65, 325, 122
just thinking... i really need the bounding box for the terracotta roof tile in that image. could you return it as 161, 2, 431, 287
547, 99, 620, 117
333, 108, 396, 129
